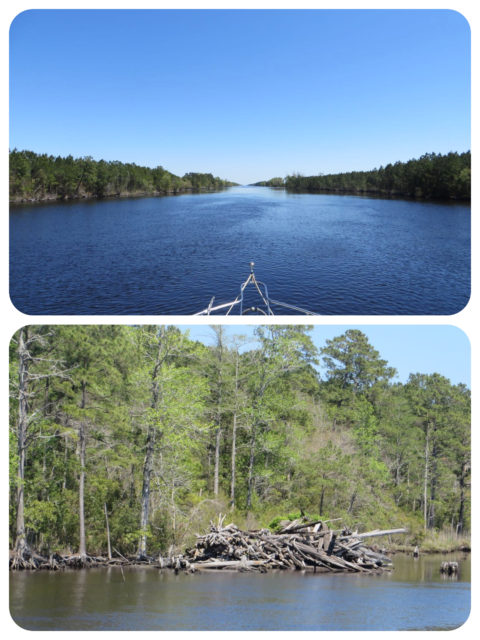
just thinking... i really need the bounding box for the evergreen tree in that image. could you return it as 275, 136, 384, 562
8, 325, 470, 560
135, 326, 207, 557
9, 150, 237, 202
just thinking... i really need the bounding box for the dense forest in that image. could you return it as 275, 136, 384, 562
254, 152, 471, 200
10, 325, 470, 563
9, 149, 237, 203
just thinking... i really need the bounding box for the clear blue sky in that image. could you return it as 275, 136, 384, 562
9, 9, 470, 184
181, 324, 470, 387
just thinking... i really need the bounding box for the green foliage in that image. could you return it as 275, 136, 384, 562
9, 325, 470, 556
283, 151, 470, 201
321, 330, 396, 393
251, 177, 285, 187
9, 149, 237, 202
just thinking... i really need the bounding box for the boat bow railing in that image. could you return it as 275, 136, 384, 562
194, 262, 318, 315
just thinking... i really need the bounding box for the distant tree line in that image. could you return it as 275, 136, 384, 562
254, 152, 471, 201
9, 149, 237, 203
252, 177, 284, 187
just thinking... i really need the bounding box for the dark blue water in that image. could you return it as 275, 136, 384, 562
9, 554, 470, 630
9, 187, 470, 315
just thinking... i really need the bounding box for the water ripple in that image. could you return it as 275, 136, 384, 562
10, 187, 470, 315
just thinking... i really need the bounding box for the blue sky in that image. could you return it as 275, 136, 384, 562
181, 324, 470, 387
9, 9, 470, 184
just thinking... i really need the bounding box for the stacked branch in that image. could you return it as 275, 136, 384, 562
186, 515, 406, 574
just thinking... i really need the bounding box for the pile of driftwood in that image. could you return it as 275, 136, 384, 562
9, 516, 407, 574
185, 515, 407, 574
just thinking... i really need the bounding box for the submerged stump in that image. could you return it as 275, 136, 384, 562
440, 561, 459, 575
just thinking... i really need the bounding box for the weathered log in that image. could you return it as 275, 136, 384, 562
326, 534, 337, 556
195, 559, 268, 570
294, 540, 369, 573
343, 528, 408, 541
278, 519, 325, 534
321, 531, 330, 550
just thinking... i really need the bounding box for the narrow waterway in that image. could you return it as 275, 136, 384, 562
10, 187, 470, 315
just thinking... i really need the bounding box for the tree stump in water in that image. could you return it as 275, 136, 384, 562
440, 561, 459, 575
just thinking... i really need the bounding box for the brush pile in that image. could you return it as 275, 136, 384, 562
9, 549, 111, 570
186, 515, 407, 574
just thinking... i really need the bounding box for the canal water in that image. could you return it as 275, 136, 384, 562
10, 187, 470, 315
9, 552, 470, 631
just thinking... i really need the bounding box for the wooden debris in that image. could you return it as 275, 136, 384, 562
9, 514, 407, 575
185, 516, 407, 574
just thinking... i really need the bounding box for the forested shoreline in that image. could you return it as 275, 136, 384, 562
9, 150, 237, 203
10, 326, 470, 568
10, 150, 471, 204
254, 151, 471, 201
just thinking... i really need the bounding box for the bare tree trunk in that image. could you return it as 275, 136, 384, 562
246, 425, 256, 510
129, 464, 136, 506
428, 437, 438, 530
138, 425, 155, 558
137, 327, 165, 558
214, 426, 221, 497
348, 489, 357, 514
78, 382, 87, 559
171, 484, 176, 545
212, 326, 225, 497
230, 412, 237, 509
230, 348, 241, 510
457, 459, 468, 535
104, 503, 112, 560
423, 428, 429, 532
63, 437, 68, 490
41, 377, 50, 501
319, 485, 325, 516
15, 327, 29, 554
207, 445, 212, 481
394, 460, 400, 487
78, 425, 86, 557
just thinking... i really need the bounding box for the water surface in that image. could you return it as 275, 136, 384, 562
10, 187, 470, 315
9, 553, 470, 631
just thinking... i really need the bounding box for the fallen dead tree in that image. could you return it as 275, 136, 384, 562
185, 515, 407, 574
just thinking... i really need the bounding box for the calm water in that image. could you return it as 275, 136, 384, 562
10, 187, 470, 315
9, 553, 470, 631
